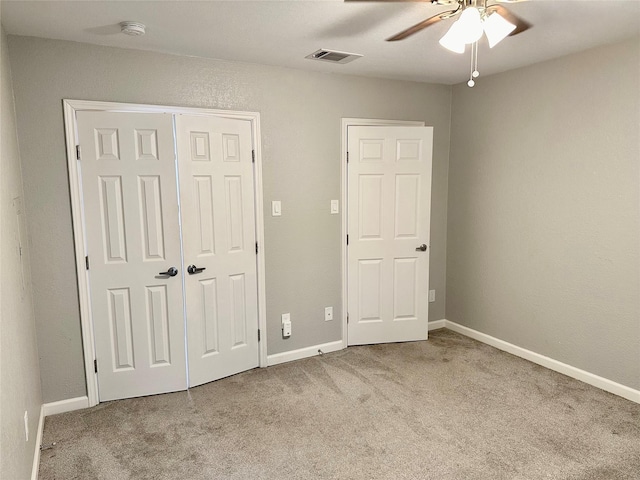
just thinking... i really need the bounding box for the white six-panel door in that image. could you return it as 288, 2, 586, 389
77, 112, 187, 401
347, 126, 433, 345
175, 115, 259, 388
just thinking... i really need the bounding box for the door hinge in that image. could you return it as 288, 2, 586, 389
76, 145, 81, 161
346, 151, 349, 163
252, 150, 255, 163
255, 242, 259, 254
94, 359, 98, 373
85, 256, 90, 270
346, 234, 349, 246
347, 313, 349, 324
258, 329, 261, 342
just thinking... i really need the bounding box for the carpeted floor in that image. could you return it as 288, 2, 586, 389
39, 329, 640, 480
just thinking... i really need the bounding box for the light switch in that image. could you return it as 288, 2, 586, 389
429, 290, 436, 303
331, 200, 339, 214
272, 201, 282, 217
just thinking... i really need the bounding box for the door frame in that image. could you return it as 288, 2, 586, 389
340, 118, 425, 349
64, 99, 268, 407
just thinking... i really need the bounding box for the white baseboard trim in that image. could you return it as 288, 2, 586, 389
42, 396, 89, 417
32, 397, 88, 478
443, 320, 640, 404
267, 340, 344, 367
31, 405, 44, 480
428, 319, 447, 331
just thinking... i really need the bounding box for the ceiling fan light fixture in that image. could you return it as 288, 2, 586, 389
483, 12, 516, 48
456, 7, 484, 44
439, 23, 466, 53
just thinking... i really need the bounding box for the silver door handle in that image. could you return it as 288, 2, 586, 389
158, 266, 179, 277
187, 265, 206, 275
415, 244, 427, 252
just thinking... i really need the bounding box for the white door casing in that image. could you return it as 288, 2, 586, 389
77, 111, 187, 401
347, 125, 433, 345
175, 114, 260, 388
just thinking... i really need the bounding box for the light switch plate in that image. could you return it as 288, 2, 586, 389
429, 290, 436, 303
272, 200, 282, 217
330, 200, 339, 214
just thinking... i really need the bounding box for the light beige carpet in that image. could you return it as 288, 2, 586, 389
39, 329, 640, 479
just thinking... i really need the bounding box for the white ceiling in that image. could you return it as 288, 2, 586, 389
2, 0, 639, 85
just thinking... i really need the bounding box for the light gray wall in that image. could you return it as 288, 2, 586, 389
0, 25, 42, 479
447, 38, 640, 389
7, 36, 451, 402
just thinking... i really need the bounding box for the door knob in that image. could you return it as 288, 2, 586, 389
158, 267, 179, 277
187, 265, 206, 275
415, 244, 428, 252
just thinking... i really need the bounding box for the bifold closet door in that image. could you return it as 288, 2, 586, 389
77, 111, 187, 401
175, 115, 260, 388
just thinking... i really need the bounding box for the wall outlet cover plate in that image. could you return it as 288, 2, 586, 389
324, 306, 333, 321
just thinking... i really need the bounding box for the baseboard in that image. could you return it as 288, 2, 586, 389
267, 320, 444, 366
428, 319, 447, 331
33, 397, 89, 478
267, 340, 344, 366
42, 396, 89, 417
30, 405, 44, 480
443, 320, 640, 404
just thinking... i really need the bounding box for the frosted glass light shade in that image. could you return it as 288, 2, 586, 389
439, 22, 465, 53
456, 7, 484, 44
483, 12, 516, 48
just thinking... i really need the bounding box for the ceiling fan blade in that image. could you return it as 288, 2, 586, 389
386, 9, 457, 41
487, 4, 531, 36
344, 0, 432, 3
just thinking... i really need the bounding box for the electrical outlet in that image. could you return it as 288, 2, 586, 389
24, 411, 29, 442
282, 313, 291, 337
324, 306, 333, 321
429, 290, 436, 303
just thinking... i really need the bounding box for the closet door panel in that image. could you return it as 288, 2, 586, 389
77, 111, 186, 401
176, 115, 259, 388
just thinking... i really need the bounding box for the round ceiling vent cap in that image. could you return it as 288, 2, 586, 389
120, 21, 146, 36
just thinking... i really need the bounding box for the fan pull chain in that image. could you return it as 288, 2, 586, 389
468, 41, 480, 87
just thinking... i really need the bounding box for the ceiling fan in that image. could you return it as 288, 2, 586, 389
346, 0, 531, 43
346, 0, 532, 86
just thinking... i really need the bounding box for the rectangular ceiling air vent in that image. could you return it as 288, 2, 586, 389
305, 49, 363, 64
